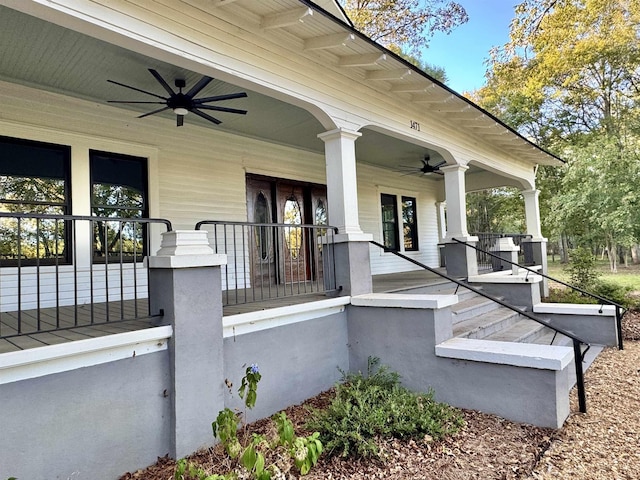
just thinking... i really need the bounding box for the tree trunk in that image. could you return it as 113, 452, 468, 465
632, 244, 639, 264
559, 234, 570, 263
607, 236, 618, 273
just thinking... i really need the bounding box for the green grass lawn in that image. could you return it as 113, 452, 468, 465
546, 256, 640, 292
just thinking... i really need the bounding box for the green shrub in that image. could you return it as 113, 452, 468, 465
565, 247, 600, 291
305, 357, 464, 458
592, 280, 637, 309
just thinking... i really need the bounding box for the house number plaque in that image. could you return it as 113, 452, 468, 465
410, 120, 421, 131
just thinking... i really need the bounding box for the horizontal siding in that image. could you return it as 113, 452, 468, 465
357, 163, 441, 274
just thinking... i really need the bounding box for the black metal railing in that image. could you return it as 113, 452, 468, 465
471, 233, 532, 270
370, 240, 592, 414
453, 237, 627, 351
195, 221, 339, 306
0, 212, 172, 344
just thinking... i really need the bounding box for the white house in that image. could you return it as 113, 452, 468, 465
0, 1, 620, 479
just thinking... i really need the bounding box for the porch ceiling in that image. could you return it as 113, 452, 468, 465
0, 3, 449, 175
0, 0, 555, 184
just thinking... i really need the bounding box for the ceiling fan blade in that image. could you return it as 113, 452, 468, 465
177, 115, 184, 127
137, 106, 170, 118
191, 108, 222, 125
107, 79, 167, 100
194, 92, 248, 103
186, 76, 213, 98
433, 159, 447, 168
148, 68, 176, 97
108, 100, 167, 104
197, 105, 248, 115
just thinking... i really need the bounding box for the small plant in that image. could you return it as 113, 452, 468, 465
306, 357, 464, 458
274, 412, 323, 475
198, 363, 323, 479
565, 247, 600, 291
174, 458, 230, 480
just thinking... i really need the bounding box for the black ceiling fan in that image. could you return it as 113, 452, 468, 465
107, 68, 248, 127
396, 155, 446, 176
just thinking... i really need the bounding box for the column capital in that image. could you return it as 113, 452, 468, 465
317, 128, 362, 143
148, 230, 227, 269
441, 163, 469, 174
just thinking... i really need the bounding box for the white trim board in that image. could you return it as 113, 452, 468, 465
223, 297, 350, 338
0, 326, 172, 385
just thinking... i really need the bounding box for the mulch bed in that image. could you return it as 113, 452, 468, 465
120, 312, 640, 480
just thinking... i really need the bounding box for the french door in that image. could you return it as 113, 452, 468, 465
246, 174, 327, 287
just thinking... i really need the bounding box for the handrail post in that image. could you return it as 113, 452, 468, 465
616, 305, 624, 350
573, 339, 587, 413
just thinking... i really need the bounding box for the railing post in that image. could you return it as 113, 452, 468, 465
148, 230, 228, 458
616, 305, 624, 350
573, 339, 587, 414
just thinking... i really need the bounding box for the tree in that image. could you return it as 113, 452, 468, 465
476, 0, 640, 271
340, 0, 468, 53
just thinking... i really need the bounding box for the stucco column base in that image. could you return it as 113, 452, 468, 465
444, 241, 479, 278
148, 230, 227, 458
333, 240, 373, 296
524, 239, 549, 298
491, 237, 520, 274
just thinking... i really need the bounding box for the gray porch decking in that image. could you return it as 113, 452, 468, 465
0, 269, 451, 354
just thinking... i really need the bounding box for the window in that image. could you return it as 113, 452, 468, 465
90, 150, 148, 262
402, 196, 418, 251
380, 193, 419, 252
380, 193, 399, 250
0, 136, 71, 265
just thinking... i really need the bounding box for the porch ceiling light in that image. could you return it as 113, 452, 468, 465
173, 107, 189, 116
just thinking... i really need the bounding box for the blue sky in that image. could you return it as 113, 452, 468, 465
423, 1, 517, 93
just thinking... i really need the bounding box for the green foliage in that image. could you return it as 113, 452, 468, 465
340, 0, 468, 53
238, 364, 261, 409
174, 459, 230, 480
205, 363, 322, 479
592, 280, 637, 309
565, 247, 600, 290
306, 357, 464, 458
274, 412, 323, 475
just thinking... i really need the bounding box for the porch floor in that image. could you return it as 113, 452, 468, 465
0, 269, 453, 354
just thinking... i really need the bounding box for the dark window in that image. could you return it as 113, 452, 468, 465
255, 192, 270, 260
402, 196, 418, 251
380, 193, 399, 250
0, 136, 71, 265
90, 150, 148, 262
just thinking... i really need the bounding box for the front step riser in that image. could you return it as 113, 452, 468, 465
456, 311, 522, 340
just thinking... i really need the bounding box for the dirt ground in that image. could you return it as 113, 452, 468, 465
120, 312, 640, 480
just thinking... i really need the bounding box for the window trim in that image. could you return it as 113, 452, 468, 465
401, 195, 419, 252
379, 191, 420, 253
0, 135, 72, 266
89, 150, 149, 263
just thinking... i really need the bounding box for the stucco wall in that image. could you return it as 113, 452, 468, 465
0, 351, 172, 480
223, 311, 349, 423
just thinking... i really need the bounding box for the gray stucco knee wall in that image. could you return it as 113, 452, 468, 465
0, 352, 171, 480
223, 311, 349, 423
347, 304, 570, 428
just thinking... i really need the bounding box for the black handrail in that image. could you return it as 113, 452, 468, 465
451, 237, 626, 350
370, 240, 591, 413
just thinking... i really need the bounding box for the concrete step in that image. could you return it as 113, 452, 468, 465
483, 318, 548, 343
453, 306, 524, 340
451, 294, 504, 324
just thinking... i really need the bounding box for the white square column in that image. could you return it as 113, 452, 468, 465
441, 164, 478, 278
318, 128, 372, 295
522, 189, 549, 296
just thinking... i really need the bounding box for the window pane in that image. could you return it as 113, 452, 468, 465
0, 136, 70, 266
90, 151, 148, 262
284, 196, 302, 258
381, 194, 399, 250
402, 196, 418, 251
